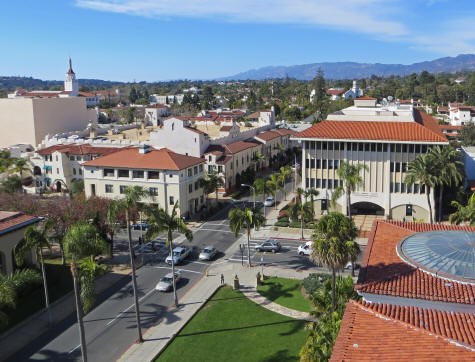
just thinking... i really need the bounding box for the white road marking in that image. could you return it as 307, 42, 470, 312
104, 287, 156, 327
195, 228, 239, 234
69, 345, 80, 354
152, 266, 204, 275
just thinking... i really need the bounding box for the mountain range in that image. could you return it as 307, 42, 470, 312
218, 54, 475, 80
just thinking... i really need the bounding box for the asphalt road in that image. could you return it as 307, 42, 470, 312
11, 205, 239, 362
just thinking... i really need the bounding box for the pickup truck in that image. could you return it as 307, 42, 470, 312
166, 246, 191, 265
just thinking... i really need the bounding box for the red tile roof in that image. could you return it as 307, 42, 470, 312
0, 211, 40, 234
356, 96, 377, 100
360, 300, 475, 346
219, 126, 233, 132
78, 91, 96, 97
83, 147, 204, 170
205, 140, 260, 155
37, 144, 121, 156
296, 109, 448, 143
357, 220, 475, 305
254, 130, 281, 141
331, 300, 475, 361
326, 88, 346, 95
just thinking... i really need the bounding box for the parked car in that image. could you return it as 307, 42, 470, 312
155, 271, 181, 292
255, 240, 281, 253
264, 197, 275, 207
166, 246, 192, 265
345, 262, 360, 270
68, 134, 83, 140
131, 222, 149, 230
298, 241, 313, 256
92, 136, 108, 141
199, 246, 218, 261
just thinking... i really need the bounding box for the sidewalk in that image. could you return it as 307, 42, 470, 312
119, 237, 315, 362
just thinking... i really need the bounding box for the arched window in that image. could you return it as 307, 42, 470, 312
33, 166, 42, 176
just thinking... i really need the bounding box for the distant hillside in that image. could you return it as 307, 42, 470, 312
0, 77, 124, 91
219, 54, 475, 80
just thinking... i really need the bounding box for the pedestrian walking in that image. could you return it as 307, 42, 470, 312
220, 274, 225, 285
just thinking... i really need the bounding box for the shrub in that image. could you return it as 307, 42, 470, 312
302, 273, 331, 295
231, 190, 242, 200
274, 219, 289, 227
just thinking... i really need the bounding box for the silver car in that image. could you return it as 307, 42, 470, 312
166, 246, 192, 265
155, 271, 181, 292
255, 240, 281, 253
199, 246, 218, 261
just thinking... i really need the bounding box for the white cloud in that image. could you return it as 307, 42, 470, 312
75, 0, 408, 37
75, 0, 475, 57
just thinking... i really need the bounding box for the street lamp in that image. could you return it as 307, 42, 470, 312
241, 183, 256, 208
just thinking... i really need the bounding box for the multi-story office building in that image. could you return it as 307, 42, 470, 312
83, 145, 206, 217
293, 97, 449, 221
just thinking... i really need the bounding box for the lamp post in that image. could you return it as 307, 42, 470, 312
241, 183, 256, 208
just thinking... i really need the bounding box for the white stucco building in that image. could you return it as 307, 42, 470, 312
83, 145, 206, 217
293, 97, 449, 222
448, 103, 474, 126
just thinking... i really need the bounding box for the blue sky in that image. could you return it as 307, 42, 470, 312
1, 0, 474, 81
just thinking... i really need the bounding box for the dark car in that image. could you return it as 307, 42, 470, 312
131, 222, 149, 230
255, 240, 281, 253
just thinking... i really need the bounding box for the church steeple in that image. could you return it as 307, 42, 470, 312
64, 57, 78, 96
67, 57, 75, 75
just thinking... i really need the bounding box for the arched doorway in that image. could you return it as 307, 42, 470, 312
33, 166, 42, 176
56, 181, 62, 192
351, 201, 384, 216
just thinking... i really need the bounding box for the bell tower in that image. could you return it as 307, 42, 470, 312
64, 58, 78, 96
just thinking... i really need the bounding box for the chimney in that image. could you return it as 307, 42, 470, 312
139, 144, 151, 154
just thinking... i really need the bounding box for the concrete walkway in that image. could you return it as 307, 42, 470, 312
240, 285, 316, 322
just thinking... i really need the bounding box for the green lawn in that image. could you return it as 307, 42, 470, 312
157, 286, 307, 362
257, 277, 312, 313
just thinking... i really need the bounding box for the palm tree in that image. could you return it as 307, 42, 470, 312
266, 173, 281, 210
11, 158, 30, 180
311, 212, 357, 312
145, 201, 193, 307
254, 177, 272, 217
1, 175, 22, 194
288, 199, 312, 239
252, 151, 265, 171
14, 220, 53, 324
278, 166, 293, 200
405, 154, 437, 224
229, 207, 265, 266
107, 186, 150, 343
0, 269, 42, 328
63, 223, 107, 362
449, 193, 475, 226
304, 188, 320, 219
200, 171, 223, 204
331, 162, 368, 219
428, 146, 464, 222
346, 241, 360, 277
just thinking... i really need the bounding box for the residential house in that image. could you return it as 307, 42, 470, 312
144, 104, 170, 127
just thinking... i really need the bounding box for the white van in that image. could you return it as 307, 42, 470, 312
298, 241, 313, 256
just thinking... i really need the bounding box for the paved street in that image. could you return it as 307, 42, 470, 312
10, 205, 239, 362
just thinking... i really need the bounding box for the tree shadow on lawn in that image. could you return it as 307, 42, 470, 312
258, 280, 299, 301
176, 319, 302, 338
259, 349, 299, 362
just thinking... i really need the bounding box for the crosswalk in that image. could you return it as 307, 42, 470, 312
228, 239, 305, 264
